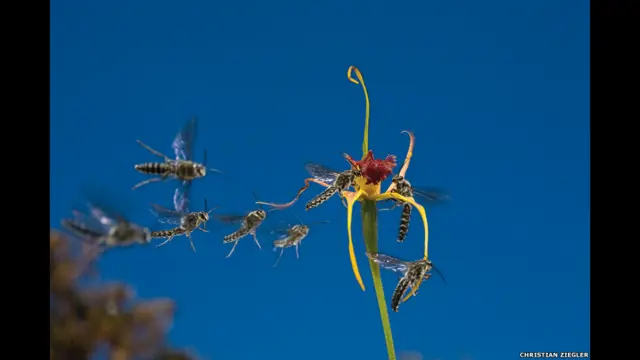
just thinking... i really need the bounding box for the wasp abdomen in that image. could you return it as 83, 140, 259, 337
397, 203, 412, 242
223, 228, 250, 243
151, 228, 183, 238
391, 277, 411, 312
135, 162, 172, 175
306, 186, 339, 210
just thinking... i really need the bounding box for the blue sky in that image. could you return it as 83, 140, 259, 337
50, 1, 590, 359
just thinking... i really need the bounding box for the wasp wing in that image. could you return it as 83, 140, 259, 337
85, 203, 120, 228
172, 186, 191, 214
430, 264, 447, 284
172, 117, 197, 161
269, 227, 296, 240
213, 213, 246, 225
61, 212, 107, 246
365, 252, 409, 274
304, 162, 340, 186
410, 186, 450, 203
150, 203, 183, 225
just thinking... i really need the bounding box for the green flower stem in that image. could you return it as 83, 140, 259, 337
361, 199, 396, 360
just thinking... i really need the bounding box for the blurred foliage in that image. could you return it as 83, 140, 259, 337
50, 230, 197, 360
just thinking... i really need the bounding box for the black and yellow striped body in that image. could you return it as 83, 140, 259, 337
391, 175, 415, 243
135, 160, 204, 181
391, 277, 410, 312
306, 170, 358, 210
151, 227, 185, 239
135, 162, 176, 176
223, 227, 251, 243
223, 209, 266, 244
306, 186, 339, 210
390, 259, 431, 312
397, 203, 412, 242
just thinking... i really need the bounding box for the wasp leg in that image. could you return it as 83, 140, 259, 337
273, 247, 285, 267
252, 232, 262, 250
295, 243, 300, 259
186, 232, 196, 252
132, 177, 165, 190
133, 172, 173, 190
156, 235, 175, 248
225, 240, 240, 258
196, 225, 209, 233
136, 140, 171, 161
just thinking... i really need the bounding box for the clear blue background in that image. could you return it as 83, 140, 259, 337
50, 1, 590, 359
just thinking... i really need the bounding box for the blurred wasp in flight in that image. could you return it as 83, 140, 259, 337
381, 174, 449, 243
149, 189, 216, 252
133, 117, 222, 192
217, 193, 271, 258
61, 203, 152, 249
271, 213, 330, 267
366, 251, 446, 312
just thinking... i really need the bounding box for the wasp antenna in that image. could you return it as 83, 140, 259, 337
431, 264, 447, 284
252, 192, 264, 211
291, 211, 304, 225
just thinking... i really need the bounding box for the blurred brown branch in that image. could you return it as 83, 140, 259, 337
50, 230, 198, 360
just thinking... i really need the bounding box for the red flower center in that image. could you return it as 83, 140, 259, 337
344, 150, 397, 185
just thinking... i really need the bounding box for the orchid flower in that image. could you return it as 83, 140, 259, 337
257, 66, 431, 360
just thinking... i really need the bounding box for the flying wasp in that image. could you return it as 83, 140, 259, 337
149, 189, 215, 252
366, 251, 446, 312
61, 203, 152, 249
133, 117, 222, 194
382, 174, 449, 243
216, 193, 271, 258
303, 162, 361, 210
271, 213, 330, 267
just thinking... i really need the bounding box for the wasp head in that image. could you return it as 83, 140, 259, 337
292, 224, 309, 236
392, 174, 404, 184
198, 211, 210, 222
194, 163, 206, 177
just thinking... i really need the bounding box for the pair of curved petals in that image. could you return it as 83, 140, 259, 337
345, 190, 430, 292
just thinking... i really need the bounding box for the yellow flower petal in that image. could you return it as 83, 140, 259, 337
385, 131, 415, 194
374, 192, 429, 259
346, 189, 366, 291
347, 66, 371, 159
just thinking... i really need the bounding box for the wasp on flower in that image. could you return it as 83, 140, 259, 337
257, 68, 432, 292
255, 66, 443, 360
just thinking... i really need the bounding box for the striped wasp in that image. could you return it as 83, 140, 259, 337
61, 203, 152, 249
366, 251, 446, 312
382, 174, 449, 243
133, 117, 222, 194
270, 213, 330, 267
301, 162, 361, 210
149, 189, 215, 252
216, 193, 272, 258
